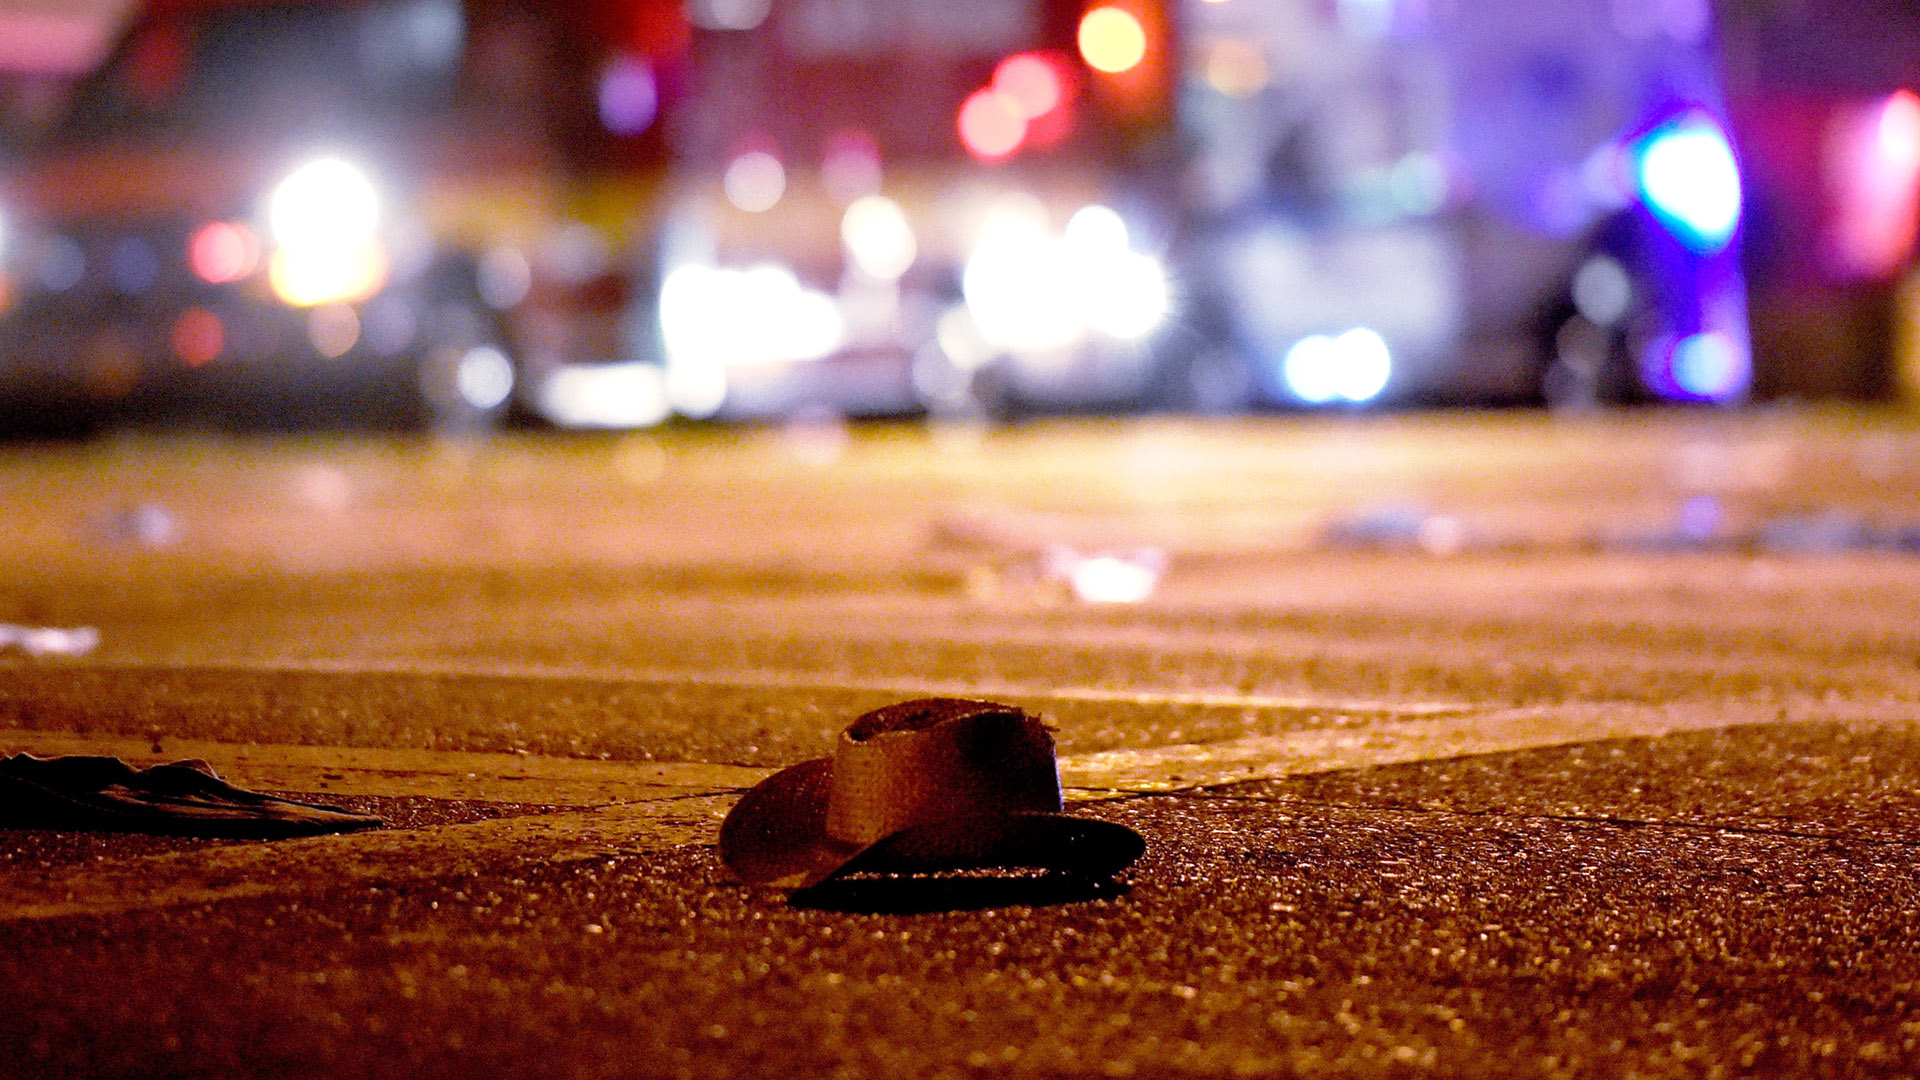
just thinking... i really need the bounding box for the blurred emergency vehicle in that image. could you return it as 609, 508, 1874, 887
616, 0, 1751, 424
0, 0, 676, 433
1175, 0, 1751, 410
565, 0, 1186, 426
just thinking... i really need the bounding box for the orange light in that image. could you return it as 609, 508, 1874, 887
993, 52, 1068, 119
959, 88, 1027, 161
1078, 6, 1147, 74
268, 243, 388, 308
188, 221, 259, 284
170, 307, 223, 367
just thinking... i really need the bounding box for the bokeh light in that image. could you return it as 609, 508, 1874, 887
1634, 115, 1741, 255
963, 202, 1170, 351
1066, 552, 1160, 603
1203, 39, 1267, 99
959, 89, 1027, 161
537, 363, 671, 428
268, 159, 386, 306
965, 213, 1085, 350
822, 129, 883, 201
36, 235, 84, 293
188, 221, 259, 285
454, 346, 515, 410
1572, 255, 1632, 326
1077, 7, 1147, 75
1833, 89, 1920, 278
660, 262, 845, 371
1283, 328, 1392, 403
687, 0, 771, 31
170, 308, 223, 367
722, 150, 786, 212
1064, 204, 1130, 253
1877, 89, 1920, 171
270, 243, 387, 308
307, 304, 361, 358
269, 158, 379, 252
597, 53, 658, 136
1669, 331, 1749, 400
478, 246, 533, 310
841, 195, 917, 280
992, 53, 1067, 119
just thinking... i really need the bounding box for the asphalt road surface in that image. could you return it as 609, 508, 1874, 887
4, 409, 1920, 1078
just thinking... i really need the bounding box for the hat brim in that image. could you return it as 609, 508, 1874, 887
719, 758, 1145, 891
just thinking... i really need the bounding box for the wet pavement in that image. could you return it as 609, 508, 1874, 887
3, 411, 1920, 1077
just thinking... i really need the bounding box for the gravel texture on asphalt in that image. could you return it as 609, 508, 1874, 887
4, 722, 1918, 1079
5, 416, 1920, 1078
0, 795, 564, 873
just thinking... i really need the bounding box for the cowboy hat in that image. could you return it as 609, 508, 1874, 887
718, 698, 1145, 890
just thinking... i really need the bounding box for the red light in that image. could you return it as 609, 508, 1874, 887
959, 89, 1027, 161
189, 222, 258, 284
993, 53, 1070, 120
171, 308, 224, 368
1832, 89, 1920, 279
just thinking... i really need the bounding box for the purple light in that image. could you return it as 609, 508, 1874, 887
598, 54, 658, 137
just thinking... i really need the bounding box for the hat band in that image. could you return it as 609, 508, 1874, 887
823, 710, 1064, 846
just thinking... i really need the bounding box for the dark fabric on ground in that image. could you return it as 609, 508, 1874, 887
0, 753, 384, 838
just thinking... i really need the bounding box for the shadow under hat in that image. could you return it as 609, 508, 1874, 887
718, 698, 1145, 893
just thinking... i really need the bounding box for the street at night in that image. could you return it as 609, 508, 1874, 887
3, 0, 1920, 1071
5, 412, 1920, 1076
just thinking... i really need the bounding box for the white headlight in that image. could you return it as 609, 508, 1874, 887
962, 216, 1081, 351
269, 158, 380, 252
266, 158, 386, 307
1282, 327, 1392, 404
964, 204, 1170, 350
659, 261, 845, 371
841, 195, 916, 280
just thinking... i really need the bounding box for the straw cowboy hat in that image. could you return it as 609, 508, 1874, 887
719, 698, 1145, 890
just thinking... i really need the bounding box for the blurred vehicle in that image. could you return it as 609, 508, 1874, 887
562, 0, 1187, 426
0, 0, 676, 434
1714, 0, 1920, 402
1173, 0, 1752, 409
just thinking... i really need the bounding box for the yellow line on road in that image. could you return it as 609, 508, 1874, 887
60, 657, 1477, 720
1057, 701, 1798, 793
0, 728, 765, 805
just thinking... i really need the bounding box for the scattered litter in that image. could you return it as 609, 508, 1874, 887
0, 753, 384, 838
93, 501, 178, 547
1043, 545, 1165, 604
1597, 501, 1920, 556
1323, 506, 1472, 555
1599, 495, 1734, 552
0, 624, 100, 658
1756, 511, 1877, 555
933, 509, 1168, 604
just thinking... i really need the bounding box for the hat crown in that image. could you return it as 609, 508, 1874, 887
824, 699, 1063, 846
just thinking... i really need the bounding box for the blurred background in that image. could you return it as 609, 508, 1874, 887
0, 0, 1915, 436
